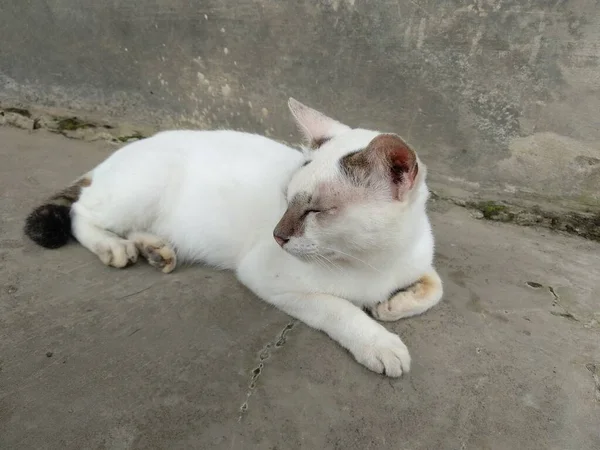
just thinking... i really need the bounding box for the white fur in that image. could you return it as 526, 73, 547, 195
68, 99, 441, 377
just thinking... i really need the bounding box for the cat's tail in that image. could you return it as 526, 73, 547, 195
24, 175, 92, 249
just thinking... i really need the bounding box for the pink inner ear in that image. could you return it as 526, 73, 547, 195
288, 98, 351, 148
367, 134, 418, 197
389, 151, 417, 183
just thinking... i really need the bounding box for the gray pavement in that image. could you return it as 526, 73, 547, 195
1, 127, 599, 450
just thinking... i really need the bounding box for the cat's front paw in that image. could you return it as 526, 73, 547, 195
352, 330, 411, 377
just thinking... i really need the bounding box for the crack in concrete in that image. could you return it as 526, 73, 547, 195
585, 363, 600, 402
549, 310, 578, 321
540, 285, 598, 328
547, 285, 580, 323
524, 282, 580, 323
238, 320, 297, 419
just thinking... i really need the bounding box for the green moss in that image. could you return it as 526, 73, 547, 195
461, 197, 600, 242
116, 132, 145, 142
57, 117, 96, 131
562, 212, 600, 241
476, 201, 508, 220
4, 107, 31, 117
575, 195, 600, 207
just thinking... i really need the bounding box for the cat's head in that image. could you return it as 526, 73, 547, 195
273, 98, 429, 262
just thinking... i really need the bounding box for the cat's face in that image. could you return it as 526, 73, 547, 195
274, 99, 428, 262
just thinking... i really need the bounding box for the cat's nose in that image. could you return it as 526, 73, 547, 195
274, 233, 289, 247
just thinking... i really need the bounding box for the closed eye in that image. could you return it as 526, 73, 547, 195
299, 209, 321, 222
303, 209, 321, 217
303, 207, 337, 219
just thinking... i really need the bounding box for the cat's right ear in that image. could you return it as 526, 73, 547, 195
288, 98, 351, 149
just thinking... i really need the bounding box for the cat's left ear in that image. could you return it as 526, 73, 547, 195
368, 134, 419, 200
341, 134, 419, 201
288, 98, 351, 149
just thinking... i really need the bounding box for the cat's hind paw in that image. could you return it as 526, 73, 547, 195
371, 290, 418, 322
129, 232, 177, 273
97, 239, 139, 268
144, 244, 177, 273
371, 271, 443, 321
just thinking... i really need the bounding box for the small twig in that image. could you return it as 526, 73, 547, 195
116, 285, 154, 300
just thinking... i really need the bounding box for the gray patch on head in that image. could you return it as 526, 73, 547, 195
339, 149, 370, 185
273, 192, 312, 240
311, 136, 331, 149
286, 192, 312, 208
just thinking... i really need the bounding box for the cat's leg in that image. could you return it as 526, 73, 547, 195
71, 213, 138, 268
127, 232, 177, 273
268, 292, 411, 377
370, 270, 443, 322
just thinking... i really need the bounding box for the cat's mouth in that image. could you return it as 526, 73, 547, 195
277, 237, 316, 257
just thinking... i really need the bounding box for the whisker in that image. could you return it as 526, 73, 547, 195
312, 255, 327, 270
321, 247, 382, 273
317, 253, 344, 273
309, 254, 330, 271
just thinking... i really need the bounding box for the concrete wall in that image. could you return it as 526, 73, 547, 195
1, 0, 599, 209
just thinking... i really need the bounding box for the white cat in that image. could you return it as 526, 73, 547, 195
25, 99, 443, 377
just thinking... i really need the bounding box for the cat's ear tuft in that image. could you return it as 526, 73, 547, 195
288, 98, 351, 149
366, 134, 419, 199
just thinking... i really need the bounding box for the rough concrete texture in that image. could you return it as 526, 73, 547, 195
1, 127, 599, 449
1, 0, 599, 209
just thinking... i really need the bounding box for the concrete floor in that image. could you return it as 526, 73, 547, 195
1, 127, 599, 450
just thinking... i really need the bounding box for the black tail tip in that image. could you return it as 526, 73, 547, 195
24, 204, 72, 249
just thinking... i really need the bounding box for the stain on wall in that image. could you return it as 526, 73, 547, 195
0, 0, 598, 206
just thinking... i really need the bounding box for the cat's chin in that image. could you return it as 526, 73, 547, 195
282, 247, 315, 261
283, 247, 339, 263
